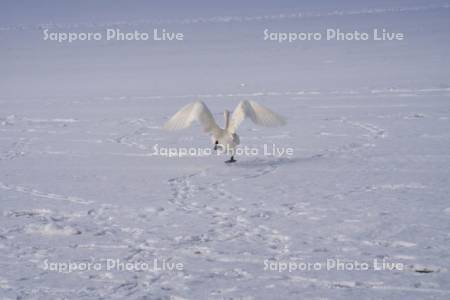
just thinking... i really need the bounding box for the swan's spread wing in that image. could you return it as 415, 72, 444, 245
163, 101, 220, 134
228, 101, 286, 133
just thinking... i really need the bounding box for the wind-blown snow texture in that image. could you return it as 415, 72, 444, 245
1, 1, 450, 299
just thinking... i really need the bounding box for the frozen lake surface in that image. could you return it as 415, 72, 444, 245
1, 1, 450, 299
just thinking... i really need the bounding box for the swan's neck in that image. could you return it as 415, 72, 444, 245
224, 110, 230, 130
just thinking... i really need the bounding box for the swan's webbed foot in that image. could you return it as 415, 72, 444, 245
225, 156, 236, 164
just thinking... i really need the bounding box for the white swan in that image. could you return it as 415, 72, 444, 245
163, 101, 286, 163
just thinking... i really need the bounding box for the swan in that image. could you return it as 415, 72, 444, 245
163, 101, 286, 163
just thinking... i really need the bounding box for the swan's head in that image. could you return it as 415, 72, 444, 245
224, 110, 230, 130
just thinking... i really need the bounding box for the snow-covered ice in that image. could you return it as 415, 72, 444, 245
1, 1, 450, 299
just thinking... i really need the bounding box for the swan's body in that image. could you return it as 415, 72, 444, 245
163, 101, 286, 162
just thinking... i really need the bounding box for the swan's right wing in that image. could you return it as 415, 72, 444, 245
228, 100, 286, 133
163, 101, 221, 134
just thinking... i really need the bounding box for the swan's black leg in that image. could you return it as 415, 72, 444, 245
225, 156, 236, 163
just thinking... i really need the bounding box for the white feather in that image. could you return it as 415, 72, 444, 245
163, 100, 286, 162
227, 100, 286, 133
163, 101, 221, 135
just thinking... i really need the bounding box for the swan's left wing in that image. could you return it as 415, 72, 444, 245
163, 101, 221, 135
228, 100, 286, 133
